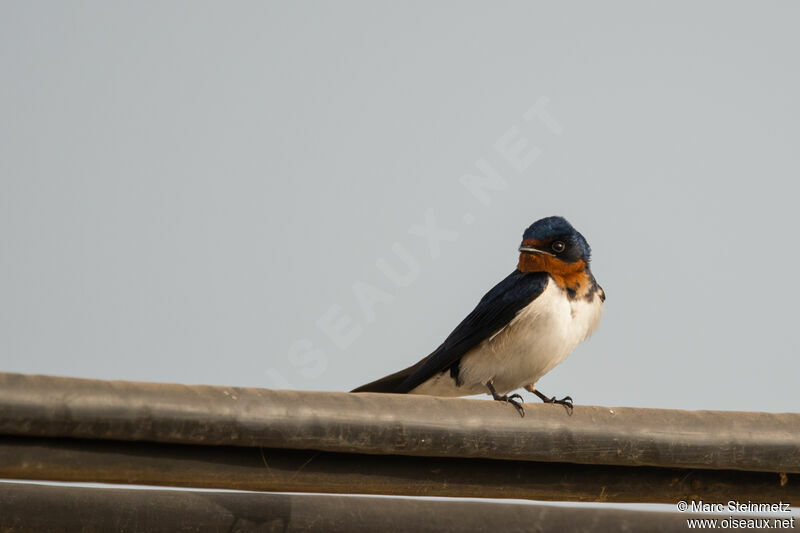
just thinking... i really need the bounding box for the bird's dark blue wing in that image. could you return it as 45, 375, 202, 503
393, 270, 549, 393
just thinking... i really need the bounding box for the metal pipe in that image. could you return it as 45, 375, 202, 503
0, 481, 764, 533
0, 436, 795, 504
1, 372, 799, 472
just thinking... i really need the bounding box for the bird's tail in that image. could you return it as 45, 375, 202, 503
351, 359, 425, 393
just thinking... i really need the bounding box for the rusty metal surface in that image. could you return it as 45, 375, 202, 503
0, 372, 799, 472
0, 436, 796, 504
0, 481, 752, 533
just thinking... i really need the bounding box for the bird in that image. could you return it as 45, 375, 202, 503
352, 215, 604, 416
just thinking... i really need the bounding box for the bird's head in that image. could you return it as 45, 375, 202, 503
517, 216, 592, 283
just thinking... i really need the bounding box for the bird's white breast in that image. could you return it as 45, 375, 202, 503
411, 277, 603, 396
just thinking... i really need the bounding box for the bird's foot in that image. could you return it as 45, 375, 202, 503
533, 389, 574, 415
486, 382, 525, 417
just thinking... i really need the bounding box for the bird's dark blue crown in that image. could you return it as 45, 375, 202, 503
522, 216, 592, 263
523, 216, 575, 241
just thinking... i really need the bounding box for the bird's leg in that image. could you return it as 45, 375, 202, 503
529, 387, 574, 415
486, 381, 525, 417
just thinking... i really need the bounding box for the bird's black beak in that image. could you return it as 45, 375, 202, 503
518, 245, 554, 256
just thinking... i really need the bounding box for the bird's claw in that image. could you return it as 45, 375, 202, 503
544, 395, 573, 415
533, 389, 574, 415
486, 383, 525, 417
502, 394, 525, 417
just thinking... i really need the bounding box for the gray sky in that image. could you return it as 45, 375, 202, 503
2, 2, 799, 414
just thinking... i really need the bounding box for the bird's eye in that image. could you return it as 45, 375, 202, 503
551, 241, 566, 253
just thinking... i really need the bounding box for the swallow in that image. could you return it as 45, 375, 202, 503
352, 216, 604, 416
